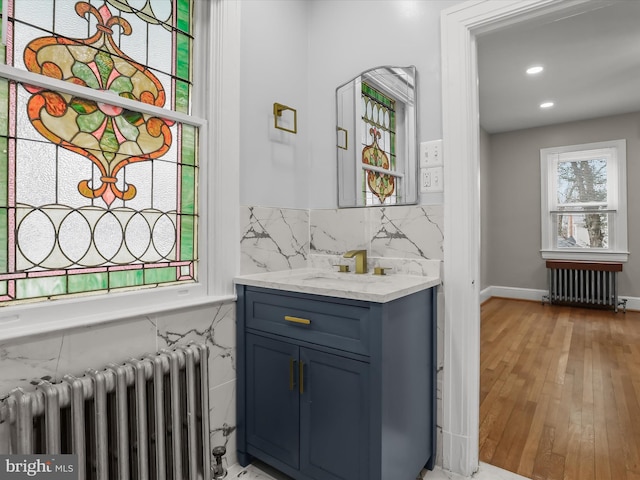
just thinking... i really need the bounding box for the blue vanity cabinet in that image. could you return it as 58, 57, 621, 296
236, 284, 437, 480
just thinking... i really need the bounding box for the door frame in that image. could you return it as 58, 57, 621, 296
440, 0, 594, 475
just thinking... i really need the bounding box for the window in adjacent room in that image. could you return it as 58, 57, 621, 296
540, 139, 628, 261
0, 0, 200, 305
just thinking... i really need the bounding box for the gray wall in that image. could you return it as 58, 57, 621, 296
483, 111, 640, 297
480, 127, 491, 291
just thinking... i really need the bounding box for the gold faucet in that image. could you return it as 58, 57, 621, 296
343, 250, 368, 274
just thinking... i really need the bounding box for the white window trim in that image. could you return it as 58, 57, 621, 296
540, 139, 628, 262
0, 0, 240, 341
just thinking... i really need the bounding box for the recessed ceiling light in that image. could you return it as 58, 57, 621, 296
526, 65, 544, 75
540, 101, 554, 109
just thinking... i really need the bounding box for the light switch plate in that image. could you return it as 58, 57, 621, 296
420, 139, 443, 167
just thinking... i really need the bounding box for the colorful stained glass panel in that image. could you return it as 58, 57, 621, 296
144, 266, 177, 285
17, 276, 66, 300
68, 272, 109, 293
0, 0, 198, 306
109, 269, 144, 289
8, 0, 193, 114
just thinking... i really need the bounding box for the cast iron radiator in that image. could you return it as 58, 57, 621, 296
542, 260, 626, 312
0, 343, 210, 480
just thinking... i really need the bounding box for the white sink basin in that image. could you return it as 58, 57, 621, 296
299, 271, 383, 284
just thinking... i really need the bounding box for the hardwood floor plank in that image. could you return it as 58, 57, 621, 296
480, 374, 526, 462
592, 341, 611, 480
550, 372, 574, 458
563, 422, 582, 480
502, 400, 538, 473
602, 359, 628, 480
530, 424, 565, 480
518, 392, 551, 477
578, 332, 595, 480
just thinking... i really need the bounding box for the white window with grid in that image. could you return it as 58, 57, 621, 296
540, 139, 628, 262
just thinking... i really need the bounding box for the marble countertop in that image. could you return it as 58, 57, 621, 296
234, 268, 440, 303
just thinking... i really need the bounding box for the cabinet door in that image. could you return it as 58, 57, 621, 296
246, 334, 300, 469
299, 348, 370, 480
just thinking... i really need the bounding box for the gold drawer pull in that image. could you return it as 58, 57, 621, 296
284, 315, 311, 325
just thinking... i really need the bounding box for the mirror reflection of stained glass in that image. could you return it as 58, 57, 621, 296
336, 66, 418, 208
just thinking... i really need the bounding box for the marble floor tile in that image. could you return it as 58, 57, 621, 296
226, 462, 292, 479
226, 462, 530, 480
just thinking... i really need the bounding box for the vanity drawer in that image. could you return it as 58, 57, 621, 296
244, 288, 371, 356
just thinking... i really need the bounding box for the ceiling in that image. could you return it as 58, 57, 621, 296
477, 0, 640, 134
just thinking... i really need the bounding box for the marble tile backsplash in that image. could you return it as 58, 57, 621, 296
310, 205, 444, 260
241, 204, 444, 275
240, 206, 309, 274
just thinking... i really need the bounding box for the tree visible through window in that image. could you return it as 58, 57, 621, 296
556, 156, 607, 248
0, 0, 197, 304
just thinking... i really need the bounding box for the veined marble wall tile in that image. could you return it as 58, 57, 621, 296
0, 317, 157, 397
157, 303, 236, 389
310, 206, 443, 261
209, 380, 237, 469
245, 205, 443, 268
58, 316, 157, 378
240, 206, 309, 274
0, 333, 66, 396
369, 205, 444, 260
310, 208, 367, 254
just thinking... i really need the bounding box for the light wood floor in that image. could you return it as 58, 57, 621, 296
480, 297, 640, 480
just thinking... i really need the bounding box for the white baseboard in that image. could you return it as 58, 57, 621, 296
481, 285, 640, 312
480, 286, 546, 304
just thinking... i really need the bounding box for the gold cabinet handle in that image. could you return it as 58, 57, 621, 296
284, 315, 311, 325
299, 360, 305, 394
289, 358, 295, 391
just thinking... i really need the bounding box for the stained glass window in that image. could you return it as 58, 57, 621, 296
0, 0, 198, 304
361, 81, 397, 205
